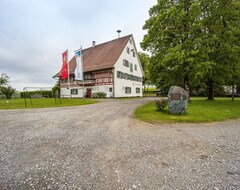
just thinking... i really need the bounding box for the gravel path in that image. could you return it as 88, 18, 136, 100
0, 98, 239, 190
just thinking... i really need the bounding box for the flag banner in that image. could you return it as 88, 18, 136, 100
61, 50, 68, 79
74, 48, 83, 80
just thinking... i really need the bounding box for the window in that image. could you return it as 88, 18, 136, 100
127, 74, 131, 80
136, 88, 140, 94
134, 64, 137, 71
133, 51, 136, 57
129, 39, 132, 44
116, 71, 142, 83
130, 63, 133, 72
120, 72, 123, 78
123, 59, 129, 67
70, 77, 74, 82
84, 74, 91, 80
109, 88, 112, 92
126, 47, 130, 54
125, 87, 131, 94
71, 89, 78, 95
117, 71, 121, 78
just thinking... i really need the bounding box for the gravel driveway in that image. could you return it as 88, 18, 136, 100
0, 98, 239, 190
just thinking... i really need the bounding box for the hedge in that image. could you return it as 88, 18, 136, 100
20, 90, 53, 98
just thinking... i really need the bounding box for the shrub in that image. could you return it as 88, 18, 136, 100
155, 98, 168, 111
92, 92, 107, 98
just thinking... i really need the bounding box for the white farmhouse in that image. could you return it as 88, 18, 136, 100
53, 35, 143, 98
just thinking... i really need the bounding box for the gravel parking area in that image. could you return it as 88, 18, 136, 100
0, 98, 239, 190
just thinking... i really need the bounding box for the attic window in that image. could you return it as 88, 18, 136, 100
123, 59, 129, 67
126, 47, 130, 54
129, 39, 132, 44
133, 51, 136, 57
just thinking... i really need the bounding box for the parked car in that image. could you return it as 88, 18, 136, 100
156, 90, 164, 96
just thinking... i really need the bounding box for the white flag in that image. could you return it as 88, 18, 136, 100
74, 48, 83, 80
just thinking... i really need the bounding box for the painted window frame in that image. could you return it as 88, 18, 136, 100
71, 89, 78, 95
125, 87, 131, 94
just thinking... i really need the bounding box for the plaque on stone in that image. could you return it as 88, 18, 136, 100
171, 93, 181, 101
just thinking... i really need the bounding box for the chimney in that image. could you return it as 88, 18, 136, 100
117, 30, 121, 38
92, 41, 96, 48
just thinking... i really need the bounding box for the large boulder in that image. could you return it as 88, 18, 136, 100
168, 86, 189, 114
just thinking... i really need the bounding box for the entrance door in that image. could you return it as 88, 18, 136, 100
87, 88, 92, 98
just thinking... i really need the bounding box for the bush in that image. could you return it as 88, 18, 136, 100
155, 98, 168, 111
92, 92, 107, 98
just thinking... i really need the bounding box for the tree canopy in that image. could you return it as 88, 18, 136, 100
141, 0, 240, 100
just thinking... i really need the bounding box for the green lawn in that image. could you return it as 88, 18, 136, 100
0, 98, 98, 109
143, 92, 157, 97
135, 97, 240, 123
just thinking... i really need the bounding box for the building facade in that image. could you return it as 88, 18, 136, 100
53, 35, 143, 98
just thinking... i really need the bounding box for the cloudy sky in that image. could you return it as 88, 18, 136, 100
0, 0, 156, 91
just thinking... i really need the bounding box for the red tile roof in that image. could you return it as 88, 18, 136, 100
53, 35, 132, 78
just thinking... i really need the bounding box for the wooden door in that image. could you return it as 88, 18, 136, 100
87, 89, 92, 98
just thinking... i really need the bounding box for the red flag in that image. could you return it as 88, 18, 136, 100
61, 50, 68, 79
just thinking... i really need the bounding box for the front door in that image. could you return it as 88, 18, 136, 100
87, 88, 92, 98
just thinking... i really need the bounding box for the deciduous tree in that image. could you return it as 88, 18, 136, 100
139, 52, 151, 92
0, 73, 16, 99
141, 0, 204, 94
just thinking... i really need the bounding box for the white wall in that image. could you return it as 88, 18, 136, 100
114, 36, 143, 97
92, 85, 113, 97
61, 85, 113, 98
60, 87, 84, 98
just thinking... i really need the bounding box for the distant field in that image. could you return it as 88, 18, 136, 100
135, 97, 240, 123
0, 98, 98, 109
143, 87, 157, 92
143, 87, 158, 97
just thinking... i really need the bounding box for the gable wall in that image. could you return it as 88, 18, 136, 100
114, 36, 143, 97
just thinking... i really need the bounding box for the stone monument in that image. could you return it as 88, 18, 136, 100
168, 86, 189, 114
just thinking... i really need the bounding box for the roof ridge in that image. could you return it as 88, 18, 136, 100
83, 34, 132, 51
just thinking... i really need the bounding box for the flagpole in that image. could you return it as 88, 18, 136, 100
68, 49, 71, 100
81, 46, 85, 100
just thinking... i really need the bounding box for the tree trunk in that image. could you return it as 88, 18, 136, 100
207, 79, 214, 100
184, 76, 190, 100
184, 76, 190, 92
232, 83, 235, 102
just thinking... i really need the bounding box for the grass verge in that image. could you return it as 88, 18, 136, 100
0, 98, 98, 109
135, 97, 240, 123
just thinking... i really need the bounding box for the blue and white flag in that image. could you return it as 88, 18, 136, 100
74, 48, 83, 80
